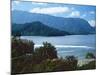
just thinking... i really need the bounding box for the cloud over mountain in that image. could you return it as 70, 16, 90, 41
29, 7, 70, 14
88, 20, 96, 27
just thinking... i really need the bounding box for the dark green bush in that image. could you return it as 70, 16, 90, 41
78, 60, 96, 70
34, 42, 58, 62
12, 37, 34, 57
85, 52, 95, 59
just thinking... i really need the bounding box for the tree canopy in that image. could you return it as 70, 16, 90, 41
35, 42, 58, 62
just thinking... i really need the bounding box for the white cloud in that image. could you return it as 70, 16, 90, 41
81, 14, 87, 18
12, 1, 20, 11
69, 11, 80, 17
71, 7, 75, 10
90, 11, 95, 14
32, 2, 47, 5
13, 1, 20, 4
29, 7, 70, 14
88, 20, 96, 27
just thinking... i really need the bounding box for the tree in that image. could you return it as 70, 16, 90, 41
78, 60, 96, 70
35, 42, 58, 62
11, 38, 35, 74
85, 52, 95, 59
32, 57, 78, 72
12, 38, 34, 57
65, 56, 78, 70
12, 31, 21, 39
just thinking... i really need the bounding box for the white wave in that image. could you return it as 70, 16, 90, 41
57, 50, 74, 53
34, 45, 94, 49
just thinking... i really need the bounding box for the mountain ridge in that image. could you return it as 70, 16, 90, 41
12, 10, 96, 35
12, 21, 70, 36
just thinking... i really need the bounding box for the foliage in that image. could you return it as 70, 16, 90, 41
85, 52, 95, 59
65, 56, 78, 70
12, 55, 35, 74
34, 42, 58, 62
78, 60, 96, 70
32, 57, 78, 73
11, 38, 96, 74
12, 31, 21, 38
12, 37, 34, 58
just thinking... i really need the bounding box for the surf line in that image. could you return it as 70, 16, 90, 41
34, 45, 94, 49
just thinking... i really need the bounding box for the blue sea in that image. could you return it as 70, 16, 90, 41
21, 34, 96, 60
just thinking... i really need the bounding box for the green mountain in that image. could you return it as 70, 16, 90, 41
12, 11, 95, 34
12, 21, 70, 36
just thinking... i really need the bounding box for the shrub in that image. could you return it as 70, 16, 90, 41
85, 52, 95, 59
32, 56, 78, 73
78, 60, 96, 70
12, 37, 34, 57
34, 42, 58, 62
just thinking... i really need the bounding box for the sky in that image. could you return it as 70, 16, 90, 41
12, 1, 96, 27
